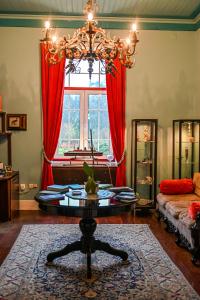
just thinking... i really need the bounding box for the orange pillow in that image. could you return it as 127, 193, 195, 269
188, 202, 200, 220
160, 179, 194, 195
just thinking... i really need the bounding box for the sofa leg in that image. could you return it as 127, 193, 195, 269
191, 248, 200, 266
156, 209, 162, 221
163, 217, 176, 233
190, 213, 200, 265
175, 231, 182, 246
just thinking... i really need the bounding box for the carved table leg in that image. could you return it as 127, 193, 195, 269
79, 217, 96, 279
47, 240, 82, 262
47, 217, 129, 279
93, 239, 128, 261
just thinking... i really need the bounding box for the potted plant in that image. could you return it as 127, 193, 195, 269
83, 162, 98, 194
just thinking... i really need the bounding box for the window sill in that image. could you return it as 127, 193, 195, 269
52, 157, 116, 166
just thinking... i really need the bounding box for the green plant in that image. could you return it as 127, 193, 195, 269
83, 162, 97, 194
83, 161, 94, 179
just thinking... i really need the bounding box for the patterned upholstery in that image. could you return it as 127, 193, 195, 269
179, 210, 196, 229
165, 200, 200, 218
157, 178, 200, 249
157, 193, 200, 208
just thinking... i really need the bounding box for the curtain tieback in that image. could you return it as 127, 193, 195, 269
42, 149, 52, 164
116, 150, 126, 166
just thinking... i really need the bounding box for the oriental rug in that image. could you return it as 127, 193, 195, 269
0, 224, 199, 300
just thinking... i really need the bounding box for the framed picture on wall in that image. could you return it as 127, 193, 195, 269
5, 165, 12, 174
7, 114, 27, 131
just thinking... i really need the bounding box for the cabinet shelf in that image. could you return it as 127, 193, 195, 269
137, 161, 152, 165
136, 181, 153, 185
137, 140, 155, 143
137, 198, 153, 207
131, 119, 158, 210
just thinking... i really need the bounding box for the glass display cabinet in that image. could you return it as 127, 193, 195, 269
172, 119, 200, 179
131, 119, 158, 210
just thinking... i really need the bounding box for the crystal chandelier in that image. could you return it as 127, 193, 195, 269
42, 0, 139, 79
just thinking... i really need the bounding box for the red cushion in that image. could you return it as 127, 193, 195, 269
188, 202, 200, 220
160, 179, 194, 195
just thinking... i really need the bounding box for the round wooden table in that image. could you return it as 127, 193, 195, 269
35, 189, 136, 280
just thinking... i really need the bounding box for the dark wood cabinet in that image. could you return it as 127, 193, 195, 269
53, 165, 117, 186
0, 171, 19, 222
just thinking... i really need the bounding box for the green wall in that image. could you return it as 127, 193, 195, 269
0, 27, 200, 199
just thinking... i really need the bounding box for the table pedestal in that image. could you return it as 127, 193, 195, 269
47, 217, 128, 279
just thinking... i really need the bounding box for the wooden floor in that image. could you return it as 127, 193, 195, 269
0, 210, 200, 295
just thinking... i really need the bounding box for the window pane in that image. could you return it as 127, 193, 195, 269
100, 74, 106, 88
88, 111, 98, 139
87, 93, 111, 154
99, 140, 110, 155
63, 94, 70, 109
89, 75, 100, 87
70, 95, 80, 109
68, 110, 80, 139
67, 74, 99, 87
99, 95, 107, 109
100, 111, 109, 139
64, 60, 105, 88
55, 94, 80, 157
88, 95, 98, 109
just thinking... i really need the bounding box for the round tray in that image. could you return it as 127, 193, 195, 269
65, 189, 115, 201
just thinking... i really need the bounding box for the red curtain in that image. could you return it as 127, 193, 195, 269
41, 43, 66, 189
106, 58, 126, 186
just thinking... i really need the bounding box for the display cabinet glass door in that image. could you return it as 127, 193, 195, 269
131, 119, 158, 208
173, 120, 200, 179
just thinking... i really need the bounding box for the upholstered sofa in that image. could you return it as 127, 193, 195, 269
156, 174, 200, 265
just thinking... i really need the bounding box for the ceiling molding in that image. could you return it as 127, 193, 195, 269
190, 3, 200, 19
0, 14, 199, 31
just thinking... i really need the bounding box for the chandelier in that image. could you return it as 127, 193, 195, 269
42, 0, 139, 79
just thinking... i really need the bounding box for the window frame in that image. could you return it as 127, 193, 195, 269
57, 86, 108, 155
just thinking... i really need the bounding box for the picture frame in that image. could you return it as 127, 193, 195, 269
5, 165, 12, 173
7, 114, 27, 131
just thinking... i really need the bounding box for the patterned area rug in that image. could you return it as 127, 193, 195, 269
0, 224, 199, 300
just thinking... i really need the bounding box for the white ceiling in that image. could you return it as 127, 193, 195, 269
0, 0, 200, 20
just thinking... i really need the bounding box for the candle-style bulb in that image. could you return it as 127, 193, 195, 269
131, 23, 137, 32
52, 35, 57, 43
45, 21, 50, 29
88, 12, 93, 21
